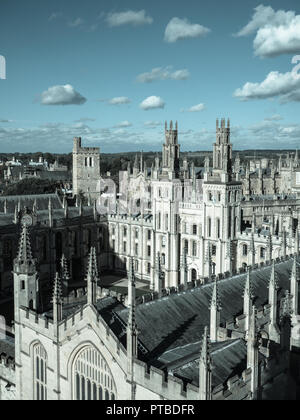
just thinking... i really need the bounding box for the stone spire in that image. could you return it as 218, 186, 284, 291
87, 194, 91, 207
48, 197, 53, 227
52, 272, 63, 324
247, 305, 259, 400
13, 224, 39, 314
226, 239, 233, 274
64, 199, 68, 218
282, 227, 287, 258
3, 199, 7, 214
250, 233, 256, 267
60, 254, 70, 296
62, 194, 67, 209
14, 205, 18, 224
210, 278, 221, 342
251, 213, 256, 233
86, 247, 99, 306
199, 326, 212, 401
140, 151, 144, 173
294, 228, 299, 255
15, 223, 36, 272
268, 260, 280, 343
206, 243, 212, 280
93, 199, 97, 222
291, 256, 299, 318
155, 252, 163, 298
127, 257, 138, 400
267, 232, 273, 262
133, 154, 139, 176
181, 248, 188, 290
78, 197, 83, 216
244, 268, 253, 333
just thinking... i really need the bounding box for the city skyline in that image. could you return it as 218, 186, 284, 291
1, 0, 300, 153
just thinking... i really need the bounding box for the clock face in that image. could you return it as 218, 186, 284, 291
21, 214, 33, 226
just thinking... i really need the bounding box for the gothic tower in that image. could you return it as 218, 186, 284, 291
162, 121, 180, 178
13, 224, 39, 317
72, 137, 101, 199
213, 118, 232, 174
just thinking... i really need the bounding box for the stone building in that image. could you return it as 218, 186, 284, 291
72, 137, 101, 200
0, 118, 300, 400
0, 226, 299, 400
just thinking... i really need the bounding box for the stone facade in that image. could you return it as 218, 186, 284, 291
72, 137, 101, 200
0, 119, 300, 400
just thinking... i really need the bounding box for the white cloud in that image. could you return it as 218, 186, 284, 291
106, 10, 153, 27
144, 121, 162, 128
136, 66, 190, 83
68, 18, 85, 27
49, 12, 63, 22
114, 121, 132, 128
108, 97, 131, 105
187, 103, 205, 112
140, 96, 165, 110
233, 70, 300, 102
264, 114, 283, 122
236, 5, 300, 57
40, 84, 87, 105
164, 17, 210, 43
74, 117, 96, 123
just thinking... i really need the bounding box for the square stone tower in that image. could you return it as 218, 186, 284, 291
72, 137, 101, 199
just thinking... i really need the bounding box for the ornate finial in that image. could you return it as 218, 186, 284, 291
210, 277, 221, 311
16, 223, 34, 264
269, 260, 279, 290
127, 257, 136, 328
244, 268, 254, 299
52, 272, 63, 305
86, 247, 99, 281
61, 254, 70, 282
281, 290, 293, 321
200, 326, 211, 366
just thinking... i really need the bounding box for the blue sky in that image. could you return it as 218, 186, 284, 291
0, 0, 300, 153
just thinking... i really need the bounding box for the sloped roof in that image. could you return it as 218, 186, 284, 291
169, 339, 248, 388
0, 193, 63, 213
115, 257, 294, 360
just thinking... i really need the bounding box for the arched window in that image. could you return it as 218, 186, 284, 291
73, 346, 117, 401
242, 244, 248, 256
191, 269, 197, 282
184, 239, 189, 255
192, 241, 197, 257
216, 218, 220, 239
33, 343, 47, 400
207, 217, 211, 237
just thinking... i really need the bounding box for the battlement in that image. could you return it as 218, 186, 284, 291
133, 358, 198, 399
216, 118, 230, 130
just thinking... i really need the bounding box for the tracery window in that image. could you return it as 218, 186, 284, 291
33, 343, 47, 400
73, 347, 117, 401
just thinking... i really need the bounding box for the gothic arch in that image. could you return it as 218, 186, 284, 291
69, 343, 117, 401
30, 340, 48, 400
